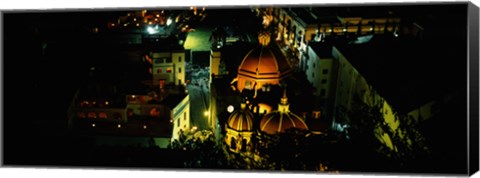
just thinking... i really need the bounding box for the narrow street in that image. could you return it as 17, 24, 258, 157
186, 77, 210, 131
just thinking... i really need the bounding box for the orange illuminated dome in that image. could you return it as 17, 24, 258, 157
235, 32, 293, 93
259, 89, 308, 135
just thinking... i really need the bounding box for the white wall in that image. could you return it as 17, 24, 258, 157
171, 94, 190, 141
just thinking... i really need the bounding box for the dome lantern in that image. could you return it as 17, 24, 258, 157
259, 88, 308, 135
258, 31, 271, 46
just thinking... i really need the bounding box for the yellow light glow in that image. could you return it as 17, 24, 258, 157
117, 124, 122, 128
92, 124, 96, 127
204, 111, 209, 117
143, 125, 147, 129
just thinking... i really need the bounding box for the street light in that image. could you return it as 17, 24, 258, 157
147, 26, 158, 34
204, 110, 209, 117
227, 105, 234, 113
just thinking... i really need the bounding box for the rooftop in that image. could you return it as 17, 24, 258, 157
159, 93, 188, 109
309, 41, 334, 59
289, 8, 317, 25
335, 34, 466, 113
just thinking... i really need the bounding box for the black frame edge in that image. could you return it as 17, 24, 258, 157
468, 1, 480, 176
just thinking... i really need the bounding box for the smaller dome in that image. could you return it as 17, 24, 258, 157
259, 89, 308, 134
227, 103, 254, 131
260, 111, 308, 135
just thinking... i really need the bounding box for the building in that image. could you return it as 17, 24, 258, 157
252, 6, 422, 74
161, 93, 191, 141
68, 38, 190, 147
145, 45, 186, 87
209, 32, 326, 158
225, 101, 255, 153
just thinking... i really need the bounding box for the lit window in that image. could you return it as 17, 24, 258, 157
87, 112, 97, 118
150, 108, 160, 117
128, 95, 136, 102
99, 112, 108, 119
77, 112, 86, 118
127, 109, 134, 117
80, 101, 90, 107
245, 81, 252, 90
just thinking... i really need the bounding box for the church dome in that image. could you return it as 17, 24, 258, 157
238, 46, 292, 79
235, 32, 293, 92
259, 89, 308, 135
226, 103, 254, 131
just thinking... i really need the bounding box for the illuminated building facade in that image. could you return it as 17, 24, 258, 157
145, 48, 186, 87
225, 101, 255, 153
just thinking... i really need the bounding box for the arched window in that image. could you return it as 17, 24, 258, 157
98, 112, 108, 119
241, 139, 247, 152
150, 107, 160, 117
80, 101, 90, 107
87, 112, 96, 118
127, 109, 134, 117
230, 137, 237, 150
